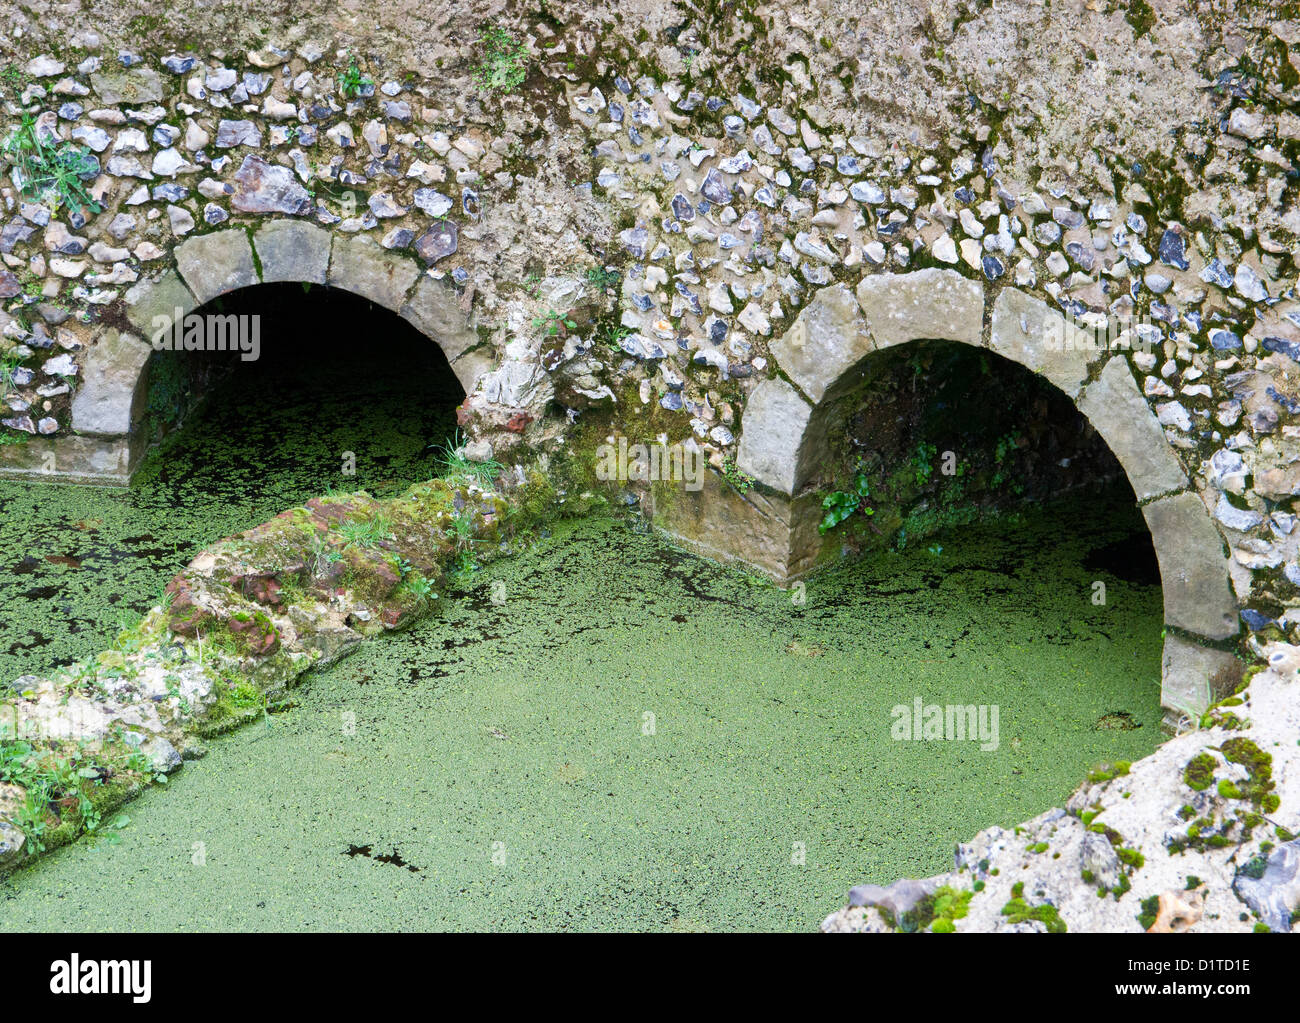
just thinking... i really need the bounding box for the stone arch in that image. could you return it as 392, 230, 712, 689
60, 222, 497, 484
688, 270, 1240, 718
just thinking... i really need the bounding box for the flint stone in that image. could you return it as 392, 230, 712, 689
231, 155, 313, 215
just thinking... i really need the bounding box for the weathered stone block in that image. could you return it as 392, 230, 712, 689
174, 229, 259, 304
447, 348, 495, 395
70, 329, 152, 436
855, 268, 984, 350
989, 287, 1094, 398
735, 377, 814, 495
1078, 356, 1188, 501
1160, 633, 1244, 718
768, 283, 872, 404
123, 270, 197, 340
90, 68, 163, 104
1143, 492, 1238, 640
253, 219, 330, 284
0, 433, 138, 484
400, 275, 479, 362
329, 235, 419, 312
648, 469, 823, 582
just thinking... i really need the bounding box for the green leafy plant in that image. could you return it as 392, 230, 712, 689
430, 429, 503, 488
721, 458, 755, 494
0, 740, 36, 786
596, 323, 632, 351
1000, 895, 1067, 933
3, 114, 102, 217
0, 64, 27, 91
443, 508, 484, 587
0, 739, 141, 855
399, 570, 435, 602
819, 471, 874, 534
912, 442, 937, 488
0, 353, 22, 399
532, 308, 577, 338
15, 781, 52, 857
338, 514, 393, 549
586, 266, 621, 291
926, 886, 972, 933
337, 56, 373, 98
228, 680, 263, 709
474, 26, 528, 94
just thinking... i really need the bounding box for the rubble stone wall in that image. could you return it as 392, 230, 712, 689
0, 0, 1297, 928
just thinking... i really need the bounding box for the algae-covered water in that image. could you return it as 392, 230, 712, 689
0, 284, 1165, 929
2, 502, 1163, 931
0, 287, 461, 681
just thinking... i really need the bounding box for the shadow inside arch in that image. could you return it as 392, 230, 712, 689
794, 336, 1158, 572
132, 282, 466, 506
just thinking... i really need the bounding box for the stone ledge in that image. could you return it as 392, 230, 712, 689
0, 433, 142, 485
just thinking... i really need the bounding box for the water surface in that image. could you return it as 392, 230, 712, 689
2, 506, 1162, 931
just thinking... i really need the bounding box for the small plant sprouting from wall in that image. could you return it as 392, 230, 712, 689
586, 266, 621, 292
337, 56, 374, 98
431, 429, 504, 489
2, 115, 102, 217
532, 309, 577, 338
596, 323, 632, 351
0, 64, 27, 93
474, 26, 529, 94
819, 466, 875, 535
721, 457, 755, 494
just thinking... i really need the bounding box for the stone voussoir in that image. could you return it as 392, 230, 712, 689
123, 269, 198, 341
174, 228, 260, 305
69, 328, 152, 437
1078, 355, 1189, 502
1143, 491, 1240, 641
735, 377, 815, 496
768, 282, 872, 405
854, 267, 984, 350
328, 234, 421, 314
400, 274, 480, 364
1160, 632, 1244, 720
253, 219, 331, 285
989, 287, 1095, 399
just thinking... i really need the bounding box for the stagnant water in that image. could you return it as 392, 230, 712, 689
0, 289, 461, 680
1, 498, 1161, 930
0, 286, 1163, 929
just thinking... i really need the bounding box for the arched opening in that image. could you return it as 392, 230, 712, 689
796, 333, 1167, 733
803, 338, 1155, 567
134, 282, 465, 511
0, 284, 465, 679
691, 278, 1241, 719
